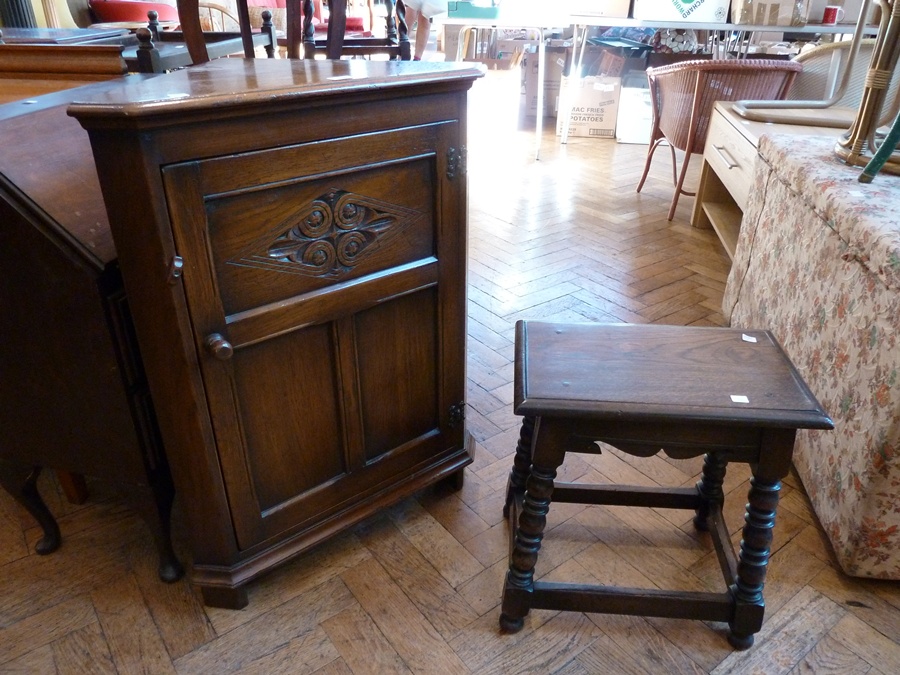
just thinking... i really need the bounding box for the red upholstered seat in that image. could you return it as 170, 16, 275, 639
89, 0, 180, 23
315, 16, 365, 33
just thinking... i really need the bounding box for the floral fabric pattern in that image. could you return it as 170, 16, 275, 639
724, 134, 900, 580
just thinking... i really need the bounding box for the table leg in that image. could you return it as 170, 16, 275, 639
500, 461, 556, 632
693, 452, 727, 531
534, 32, 545, 161
0, 464, 60, 554
126, 471, 185, 583
559, 24, 588, 147
729, 474, 781, 649
503, 415, 534, 518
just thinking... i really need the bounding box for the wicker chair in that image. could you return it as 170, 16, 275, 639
636, 59, 802, 221
789, 39, 900, 110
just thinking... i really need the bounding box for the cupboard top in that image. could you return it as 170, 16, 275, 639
67, 59, 484, 124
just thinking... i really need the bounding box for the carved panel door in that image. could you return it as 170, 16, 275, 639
162, 121, 466, 550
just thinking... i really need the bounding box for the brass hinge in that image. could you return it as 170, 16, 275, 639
448, 402, 466, 428
447, 146, 467, 180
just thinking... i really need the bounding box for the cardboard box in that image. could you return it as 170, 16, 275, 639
616, 86, 654, 144
732, 0, 808, 25
632, 0, 731, 22
556, 76, 622, 138
521, 47, 568, 117
567, 0, 631, 18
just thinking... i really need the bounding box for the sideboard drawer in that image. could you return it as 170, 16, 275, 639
705, 110, 756, 211
692, 102, 844, 263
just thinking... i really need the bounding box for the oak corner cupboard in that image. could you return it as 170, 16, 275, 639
68, 58, 483, 608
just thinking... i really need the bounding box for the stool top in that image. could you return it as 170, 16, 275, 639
515, 322, 833, 430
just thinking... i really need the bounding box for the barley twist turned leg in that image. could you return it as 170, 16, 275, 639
503, 415, 535, 518
499, 462, 556, 633
693, 452, 727, 531
729, 475, 781, 649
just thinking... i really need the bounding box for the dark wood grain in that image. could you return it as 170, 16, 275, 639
516, 322, 834, 429
0, 67, 897, 673
69, 59, 482, 606
501, 320, 833, 648
0, 91, 184, 581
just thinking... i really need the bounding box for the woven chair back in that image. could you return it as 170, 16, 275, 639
649, 59, 802, 155
790, 39, 900, 110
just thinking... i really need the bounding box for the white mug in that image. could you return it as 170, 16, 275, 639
822, 5, 846, 24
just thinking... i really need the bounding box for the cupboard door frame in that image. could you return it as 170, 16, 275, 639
163, 121, 465, 549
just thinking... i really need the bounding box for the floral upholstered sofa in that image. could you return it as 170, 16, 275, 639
723, 133, 900, 580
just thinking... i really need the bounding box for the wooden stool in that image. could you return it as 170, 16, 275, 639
500, 322, 833, 649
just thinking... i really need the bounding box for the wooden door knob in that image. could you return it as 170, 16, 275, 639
205, 333, 233, 360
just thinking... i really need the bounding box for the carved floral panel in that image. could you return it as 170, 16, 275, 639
230, 188, 421, 278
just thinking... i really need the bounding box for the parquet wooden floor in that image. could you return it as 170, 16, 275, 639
2, 68, 899, 674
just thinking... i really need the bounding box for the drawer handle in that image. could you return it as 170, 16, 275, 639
713, 144, 739, 170
205, 333, 234, 361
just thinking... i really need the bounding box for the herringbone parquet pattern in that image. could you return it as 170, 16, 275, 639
1, 68, 898, 674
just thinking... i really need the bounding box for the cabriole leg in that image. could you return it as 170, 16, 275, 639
0, 464, 61, 555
